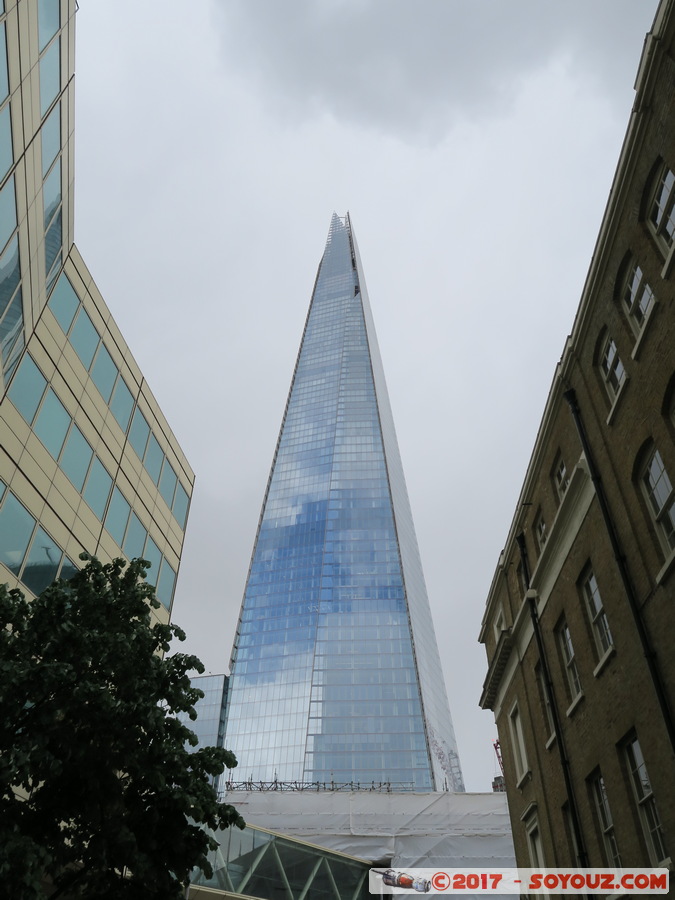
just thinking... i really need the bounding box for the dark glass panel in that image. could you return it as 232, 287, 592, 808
0, 174, 15, 253
34, 388, 70, 459
159, 459, 177, 508
90, 343, 118, 402
0, 102, 12, 182
59, 424, 93, 491
44, 205, 61, 275
38, 0, 60, 52
41, 103, 60, 176
172, 482, 189, 529
156, 558, 176, 609
83, 456, 112, 520
110, 376, 134, 431
123, 512, 147, 561
104, 486, 130, 547
0, 491, 35, 575
21, 525, 62, 595
128, 407, 150, 459
39, 37, 59, 117
8, 353, 46, 423
144, 433, 163, 485
142, 535, 162, 586
0, 234, 20, 320
48, 274, 79, 334
43, 158, 61, 228
69, 307, 99, 370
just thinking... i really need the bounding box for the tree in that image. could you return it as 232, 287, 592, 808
0, 555, 245, 899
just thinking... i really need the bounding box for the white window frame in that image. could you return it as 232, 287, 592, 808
508, 702, 529, 783
558, 619, 581, 702
582, 570, 613, 659
642, 448, 675, 553
600, 336, 626, 401
648, 164, 675, 253
553, 454, 569, 504
525, 813, 545, 867
535, 663, 554, 741
534, 511, 547, 553
625, 737, 668, 864
592, 773, 622, 866
622, 261, 655, 335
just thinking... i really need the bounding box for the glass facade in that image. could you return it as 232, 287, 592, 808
224, 214, 463, 791
192, 822, 370, 899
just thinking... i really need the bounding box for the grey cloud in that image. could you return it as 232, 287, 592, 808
213, 1, 657, 141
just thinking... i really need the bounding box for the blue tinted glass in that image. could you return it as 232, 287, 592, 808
0, 480, 4, 503
38, 0, 60, 51
59, 556, 78, 580
110, 376, 134, 431
41, 104, 60, 176
0, 491, 35, 575
156, 558, 176, 610
123, 512, 147, 561
0, 175, 15, 253
69, 307, 99, 369
48, 274, 79, 333
90, 343, 117, 402
21, 525, 62, 595
104, 487, 130, 547
8, 353, 46, 423
0, 25, 8, 104
128, 407, 150, 459
144, 433, 163, 485
43, 158, 61, 228
46, 251, 61, 288
34, 388, 70, 458
172, 482, 189, 529
1, 307, 23, 380
39, 38, 60, 117
83, 456, 112, 520
0, 235, 20, 320
142, 535, 162, 584
159, 459, 177, 508
44, 205, 61, 275
0, 103, 12, 182
59, 424, 93, 491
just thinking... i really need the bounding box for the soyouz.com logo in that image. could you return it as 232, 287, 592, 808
369, 867, 669, 894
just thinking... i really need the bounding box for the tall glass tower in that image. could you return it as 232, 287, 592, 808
223, 214, 464, 791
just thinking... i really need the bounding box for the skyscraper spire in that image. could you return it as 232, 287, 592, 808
223, 214, 464, 791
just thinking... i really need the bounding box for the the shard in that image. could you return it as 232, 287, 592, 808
223, 214, 464, 791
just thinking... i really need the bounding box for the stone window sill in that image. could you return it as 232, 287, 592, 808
566, 692, 584, 718
593, 646, 616, 678
656, 547, 675, 585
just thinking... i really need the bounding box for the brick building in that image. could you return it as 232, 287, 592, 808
480, 0, 675, 873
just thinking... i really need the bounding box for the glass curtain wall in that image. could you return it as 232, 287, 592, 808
224, 215, 463, 791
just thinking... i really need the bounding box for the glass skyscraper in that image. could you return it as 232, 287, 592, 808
223, 214, 463, 791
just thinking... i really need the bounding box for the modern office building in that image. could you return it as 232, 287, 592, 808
480, 0, 675, 874
0, 0, 192, 627
223, 213, 463, 793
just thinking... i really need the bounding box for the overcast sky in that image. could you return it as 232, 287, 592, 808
73, 1, 660, 793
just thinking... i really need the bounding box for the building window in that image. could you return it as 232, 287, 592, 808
600, 336, 626, 401
582, 570, 613, 658
622, 261, 655, 334
648, 164, 675, 252
508, 703, 528, 782
534, 511, 547, 553
641, 448, 675, 552
535, 662, 554, 740
553, 454, 569, 504
558, 620, 581, 702
591, 773, 621, 866
625, 737, 668, 864
524, 812, 545, 866
493, 606, 506, 643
